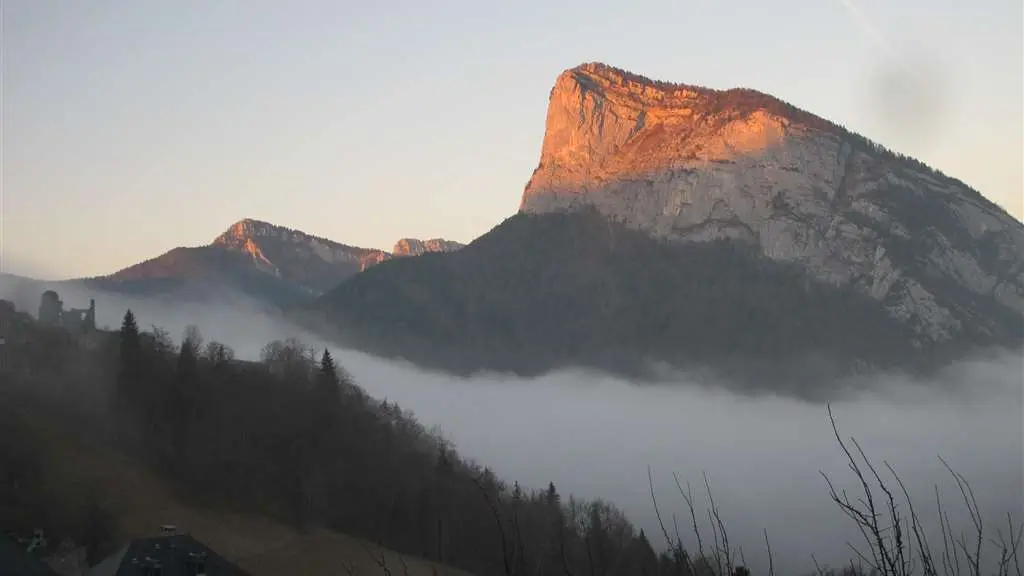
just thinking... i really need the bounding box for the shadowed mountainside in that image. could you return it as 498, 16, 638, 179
306, 208, 987, 394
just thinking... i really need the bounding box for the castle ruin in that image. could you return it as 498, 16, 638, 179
38, 290, 96, 333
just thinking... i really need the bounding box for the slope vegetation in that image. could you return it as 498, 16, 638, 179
0, 392, 470, 576
0, 311, 667, 576
312, 209, 930, 392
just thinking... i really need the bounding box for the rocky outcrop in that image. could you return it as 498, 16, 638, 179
215, 219, 390, 274
392, 238, 466, 257
211, 219, 391, 293
522, 62, 1024, 344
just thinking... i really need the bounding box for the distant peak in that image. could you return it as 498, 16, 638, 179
392, 238, 466, 257
213, 218, 321, 245
211, 218, 382, 258
214, 218, 275, 242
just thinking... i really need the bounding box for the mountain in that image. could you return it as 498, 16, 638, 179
77, 219, 464, 307
522, 63, 1024, 345
308, 62, 1024, 388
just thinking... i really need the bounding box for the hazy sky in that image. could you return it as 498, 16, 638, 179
3, 0, 1022, 279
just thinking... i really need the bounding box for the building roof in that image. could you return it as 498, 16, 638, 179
88, 533, 250, 576
0, 534, 60, 575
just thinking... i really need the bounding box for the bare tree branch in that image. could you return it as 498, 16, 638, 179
764, 528, 775, 576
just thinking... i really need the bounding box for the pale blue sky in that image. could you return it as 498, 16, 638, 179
2, 0, 1021, 279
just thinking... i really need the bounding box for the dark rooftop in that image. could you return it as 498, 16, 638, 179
89, 533, 250, 576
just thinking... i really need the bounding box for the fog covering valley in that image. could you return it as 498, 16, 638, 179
2, 277, 1022, 574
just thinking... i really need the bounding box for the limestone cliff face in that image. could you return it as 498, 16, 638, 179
392, 238, 466, 257
522, 62, 1024, 343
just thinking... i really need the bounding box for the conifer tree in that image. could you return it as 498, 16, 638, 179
168, 325, 202, 473
312, 348, 342, 434
115, 310, 141, 415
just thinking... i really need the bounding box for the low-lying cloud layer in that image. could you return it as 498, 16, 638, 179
337, 348, 1022, 574
4, 279, 1022, 574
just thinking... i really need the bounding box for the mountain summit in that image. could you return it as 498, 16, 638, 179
522, 62, 1024, 345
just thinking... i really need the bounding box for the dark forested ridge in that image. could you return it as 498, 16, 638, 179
307, 209, 1003, 393
0, 306, 671, 576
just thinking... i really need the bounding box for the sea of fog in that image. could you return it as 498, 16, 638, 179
5, 282, 1023, 574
